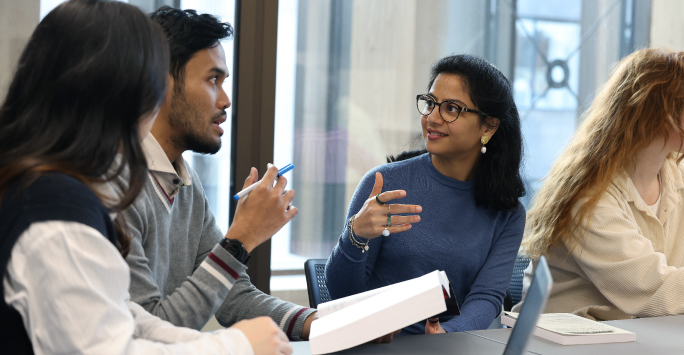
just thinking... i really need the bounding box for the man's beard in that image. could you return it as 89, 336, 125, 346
168, 89, 222, 155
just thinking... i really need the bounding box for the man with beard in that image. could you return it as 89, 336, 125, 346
119, 6, 317, 339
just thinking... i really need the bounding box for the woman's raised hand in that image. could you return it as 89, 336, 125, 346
352, 172, 422, 239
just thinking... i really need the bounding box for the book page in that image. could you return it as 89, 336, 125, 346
317, 283, 395, 318
438, 271, 451, 297
504, 312, 634, 336
317, 270, 447, 318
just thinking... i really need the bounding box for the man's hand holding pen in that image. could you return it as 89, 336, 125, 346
226, 164, 298, 252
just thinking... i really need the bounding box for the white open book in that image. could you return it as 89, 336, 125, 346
309, 270, 458, 355
502, 312, 636, 345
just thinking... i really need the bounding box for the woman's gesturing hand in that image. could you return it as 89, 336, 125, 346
352, 172, 422, 239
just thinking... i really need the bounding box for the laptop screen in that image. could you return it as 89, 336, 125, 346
502, 256, 553, 355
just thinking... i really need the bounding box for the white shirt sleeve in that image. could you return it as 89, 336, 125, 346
3, 221, 254, 355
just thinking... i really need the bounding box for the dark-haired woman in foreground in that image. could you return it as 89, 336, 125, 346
0, 1, 289, 354
325, 54, 526, 335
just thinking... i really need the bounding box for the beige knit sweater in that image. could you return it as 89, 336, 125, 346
520, 157, 684, 321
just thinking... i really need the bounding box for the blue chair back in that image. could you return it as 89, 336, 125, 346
304, 259, 332, 308
508, 255, 532, 306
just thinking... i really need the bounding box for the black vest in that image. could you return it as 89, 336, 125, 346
0, 173, 118, 354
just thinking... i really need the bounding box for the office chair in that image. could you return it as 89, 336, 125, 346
505, 255, 532, 311
304, 259, 332, 308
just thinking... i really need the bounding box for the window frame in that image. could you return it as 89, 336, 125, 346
229, 0, 279, 294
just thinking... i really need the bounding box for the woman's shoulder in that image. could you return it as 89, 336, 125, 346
666, 155, 684, 188
578, 170, 649, 218
509, 200, 526, 218
1, 173, 116, 244
27, 173, 100, 206
7, 173, 92, 201
580, 183, 627, 214
491, 200, 526, 229
376, 151, 427, 173
600, 157, 684, 206
360, 153, 427, 186
4, 173, 109, 226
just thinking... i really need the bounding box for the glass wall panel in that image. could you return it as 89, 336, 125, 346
272, 0, 492, 271
512, 0, 635, 204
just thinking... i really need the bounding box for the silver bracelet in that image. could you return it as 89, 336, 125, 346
348, 216, 369, 253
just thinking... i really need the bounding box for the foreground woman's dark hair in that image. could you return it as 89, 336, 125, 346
0, 0, 169, 256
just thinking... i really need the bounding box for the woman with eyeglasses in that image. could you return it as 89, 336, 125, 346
519, 48, 684, 321
0, 1, 290, 354
325, 54, 526, 336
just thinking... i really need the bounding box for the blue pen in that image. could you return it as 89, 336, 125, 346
232, 163, 295, 201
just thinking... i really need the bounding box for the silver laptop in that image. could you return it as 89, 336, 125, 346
502, 255, 553, 355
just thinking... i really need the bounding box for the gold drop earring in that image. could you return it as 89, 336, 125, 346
481, 136, 489, 154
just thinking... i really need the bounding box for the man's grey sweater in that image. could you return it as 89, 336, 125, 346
120, 135, 314, 339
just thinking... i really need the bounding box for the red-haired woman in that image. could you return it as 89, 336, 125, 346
521, 48, 684, 321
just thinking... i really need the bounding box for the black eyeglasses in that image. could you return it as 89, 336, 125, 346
416, 94, 488, 122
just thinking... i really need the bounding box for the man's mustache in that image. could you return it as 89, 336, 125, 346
211, 111, 227, 121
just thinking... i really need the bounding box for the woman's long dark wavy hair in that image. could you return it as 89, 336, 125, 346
388, 54, 525, 211
0, 0, 169, 257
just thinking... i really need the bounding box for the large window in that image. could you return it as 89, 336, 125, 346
514, 0, 648, 204
272, 0, 497, 279
270, 0, 650, 284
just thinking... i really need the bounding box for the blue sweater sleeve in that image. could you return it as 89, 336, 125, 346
441, 203, 526, 333
325, 169, 384, 299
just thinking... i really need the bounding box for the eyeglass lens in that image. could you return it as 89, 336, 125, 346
417, 96, 462, 121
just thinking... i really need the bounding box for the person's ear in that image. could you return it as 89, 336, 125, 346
153, 74, 175, 128
483, 116, 500, 139
164, 74, 175, 104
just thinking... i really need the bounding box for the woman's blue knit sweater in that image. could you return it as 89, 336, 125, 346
325, 153, 525, 334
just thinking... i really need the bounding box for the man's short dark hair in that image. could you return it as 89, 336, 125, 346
150, 6, 233, 84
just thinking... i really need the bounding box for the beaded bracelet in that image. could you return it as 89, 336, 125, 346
348, 215, 369, 253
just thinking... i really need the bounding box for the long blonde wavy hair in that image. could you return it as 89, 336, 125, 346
522, 48, 684, 259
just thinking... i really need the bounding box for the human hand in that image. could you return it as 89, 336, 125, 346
425, 318, 446, 334
227, 164, 298, 252
299, 312, 318, 340
368, 329, 401, 344
231, 317, 292, 355
352, 172, 422, 239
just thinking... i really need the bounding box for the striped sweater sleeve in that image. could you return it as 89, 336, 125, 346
126, 212, 245, 330
212, 260, 316, 340
201, 244, 244, 291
